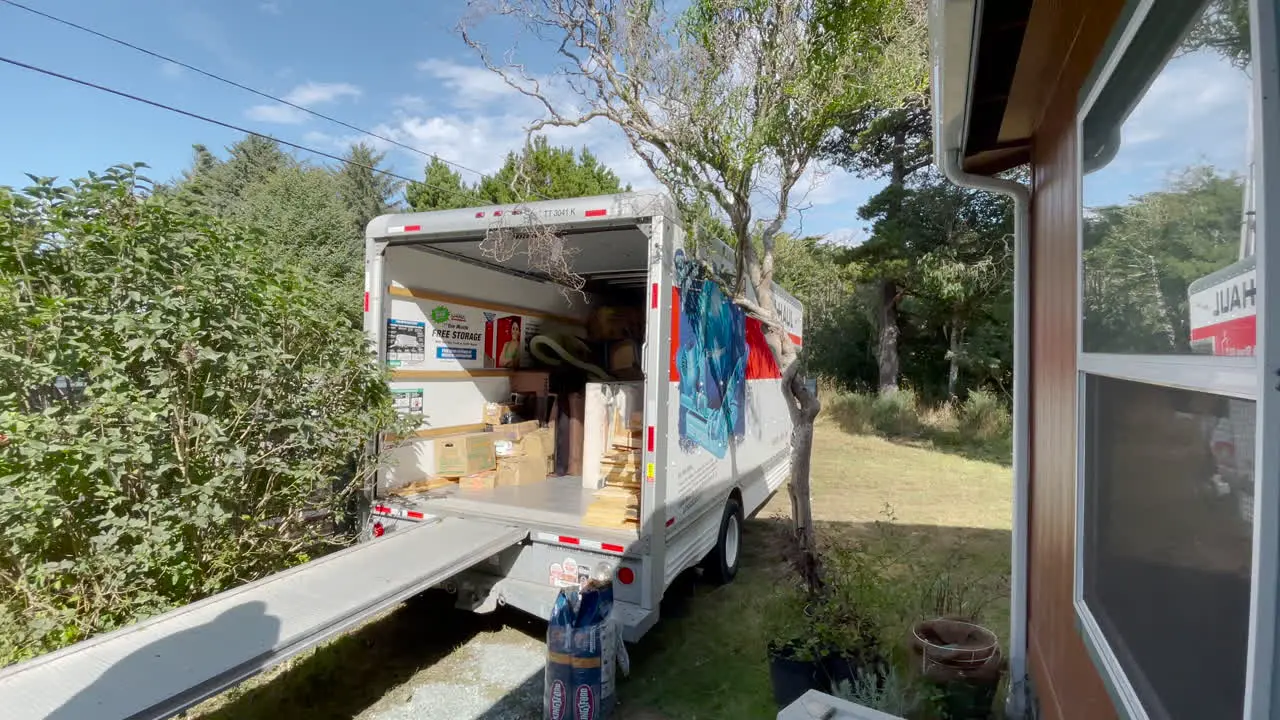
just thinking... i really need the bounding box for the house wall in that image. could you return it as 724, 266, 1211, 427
1024, 1, 1126, 717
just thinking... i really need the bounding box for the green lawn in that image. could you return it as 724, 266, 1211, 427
618, 420, 1013, 719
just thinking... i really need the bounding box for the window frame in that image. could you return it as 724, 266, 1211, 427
1072, 0, 1280, 718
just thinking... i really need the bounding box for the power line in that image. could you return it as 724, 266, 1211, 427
0, 0, 498, 185
0, 54, 494, 202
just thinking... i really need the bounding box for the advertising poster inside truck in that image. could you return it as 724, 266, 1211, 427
387, 298, 547, 371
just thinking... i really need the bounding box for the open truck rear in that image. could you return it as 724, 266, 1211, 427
362, 192, 803, 640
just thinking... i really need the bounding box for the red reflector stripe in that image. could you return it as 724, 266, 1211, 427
403, 225, 421, 232
363, 291, 370, 312
558, 535, 580, 545
374, 505, 390, 514
601, 543, 625, 553
789, 333, 803, 347
406, 511, 424, 519
665, 517, 675, 527
647, 426, 655, 452
493, 211, 502, 216
475, 212, 485, 218
585, 209, 607, 217
651, 283, 659, 309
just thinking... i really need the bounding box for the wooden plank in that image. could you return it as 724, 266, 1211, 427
387, 285, 584, 326
387, 423, 488, 442
391, 369, 512, 381
389, 477, 459, 497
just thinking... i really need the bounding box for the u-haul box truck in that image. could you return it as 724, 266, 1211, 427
362, 192, 803, 640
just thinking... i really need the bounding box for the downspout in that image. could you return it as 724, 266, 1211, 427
929, 35, 1033, 719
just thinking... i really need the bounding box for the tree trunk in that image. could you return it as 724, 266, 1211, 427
947, 318, 962, 400
782, 357, 822, 596
877, 279, 901, 393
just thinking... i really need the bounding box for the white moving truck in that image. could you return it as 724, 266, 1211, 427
363, 191, 803, 640
0, 192, 803, 719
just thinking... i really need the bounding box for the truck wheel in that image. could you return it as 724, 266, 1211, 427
702, 496, 743, 584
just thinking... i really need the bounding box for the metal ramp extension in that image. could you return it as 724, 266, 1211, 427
0, 516, 526, 720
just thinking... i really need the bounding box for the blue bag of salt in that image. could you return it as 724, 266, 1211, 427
544, 588, 577, 720
570, 573, 615, 718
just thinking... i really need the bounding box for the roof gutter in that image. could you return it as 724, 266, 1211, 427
929, 2, 1032, 717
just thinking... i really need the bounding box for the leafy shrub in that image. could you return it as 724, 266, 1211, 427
957, 389, 1011, 441
822, 388, 923, 437
0, 167, 399, 663
823, 391, 876, 435
870, 388, 922, 436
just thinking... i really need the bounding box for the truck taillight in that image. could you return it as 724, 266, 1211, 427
372, 521, 385, 538
617, 566, 635, 585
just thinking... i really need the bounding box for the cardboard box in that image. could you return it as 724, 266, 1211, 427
483, 402, 518, 426
516, 427, 557, 474
460, 470, 498, 492
497, 453, 546, 486
433, 432, 497, 477
511, 370, 551, 396
510, 420, 540, 438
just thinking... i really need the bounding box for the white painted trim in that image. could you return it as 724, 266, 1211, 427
1077, 0, 1156, 117
1244, 0, 1280, 716
1074, 599, 1153, 720
1078, 353, 1258, 399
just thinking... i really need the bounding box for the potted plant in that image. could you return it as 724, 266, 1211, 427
908, 560, 1007, 719
762, 583, 826, 708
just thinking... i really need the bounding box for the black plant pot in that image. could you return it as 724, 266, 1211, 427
767, 640, 824, 709
817, 648, 884, 695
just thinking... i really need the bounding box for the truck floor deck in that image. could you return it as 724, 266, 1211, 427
398, 475, 640, 545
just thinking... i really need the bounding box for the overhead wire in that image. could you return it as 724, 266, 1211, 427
0, 0, 504, 186
0, 54, 498, 202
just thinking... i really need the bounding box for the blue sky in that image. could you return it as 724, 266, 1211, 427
1083, 48, 1253, 210
0, 0, 878, 244
0, 1, 1251, 246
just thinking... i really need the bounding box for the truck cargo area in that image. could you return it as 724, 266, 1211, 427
367, 195, 660, 545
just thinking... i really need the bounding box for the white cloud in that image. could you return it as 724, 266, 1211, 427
822, 227, 867, 247
302, 57, 869, 236
160, 61, 183, 79
395, 94, 428, 112
245, 82, 362, 125
1113, 51, 1250, 169
245, 104, 309, 124
284, 82, 362, 106
259, 1, 282, 15
416, 59, 521, 109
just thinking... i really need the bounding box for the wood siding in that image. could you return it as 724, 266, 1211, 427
1025, 1, 1126, 717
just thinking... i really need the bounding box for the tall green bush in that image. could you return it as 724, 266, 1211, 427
0, 166, 398, 663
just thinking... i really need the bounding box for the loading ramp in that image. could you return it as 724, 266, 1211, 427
0, 516, 526, 720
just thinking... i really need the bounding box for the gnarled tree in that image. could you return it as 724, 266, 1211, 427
460, 0, 922, 591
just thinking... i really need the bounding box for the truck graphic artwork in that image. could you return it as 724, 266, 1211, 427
1189, 255, 1256, 356
673, 250, 746, 459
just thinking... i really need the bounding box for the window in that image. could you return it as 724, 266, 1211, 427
1083, 377, 1253, 719
1081, 0, 1255, 357
1076, 0, 1270, 718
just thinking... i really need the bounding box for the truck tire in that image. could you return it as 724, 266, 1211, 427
702, 496, 744, 584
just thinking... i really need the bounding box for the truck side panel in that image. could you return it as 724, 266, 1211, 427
657, 231, 803, 585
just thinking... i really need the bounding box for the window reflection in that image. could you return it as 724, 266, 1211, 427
1081, 0, 1255, 355
1084, 376, 1253, 720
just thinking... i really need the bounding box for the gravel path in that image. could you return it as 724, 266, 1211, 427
355, 622, 547, 720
